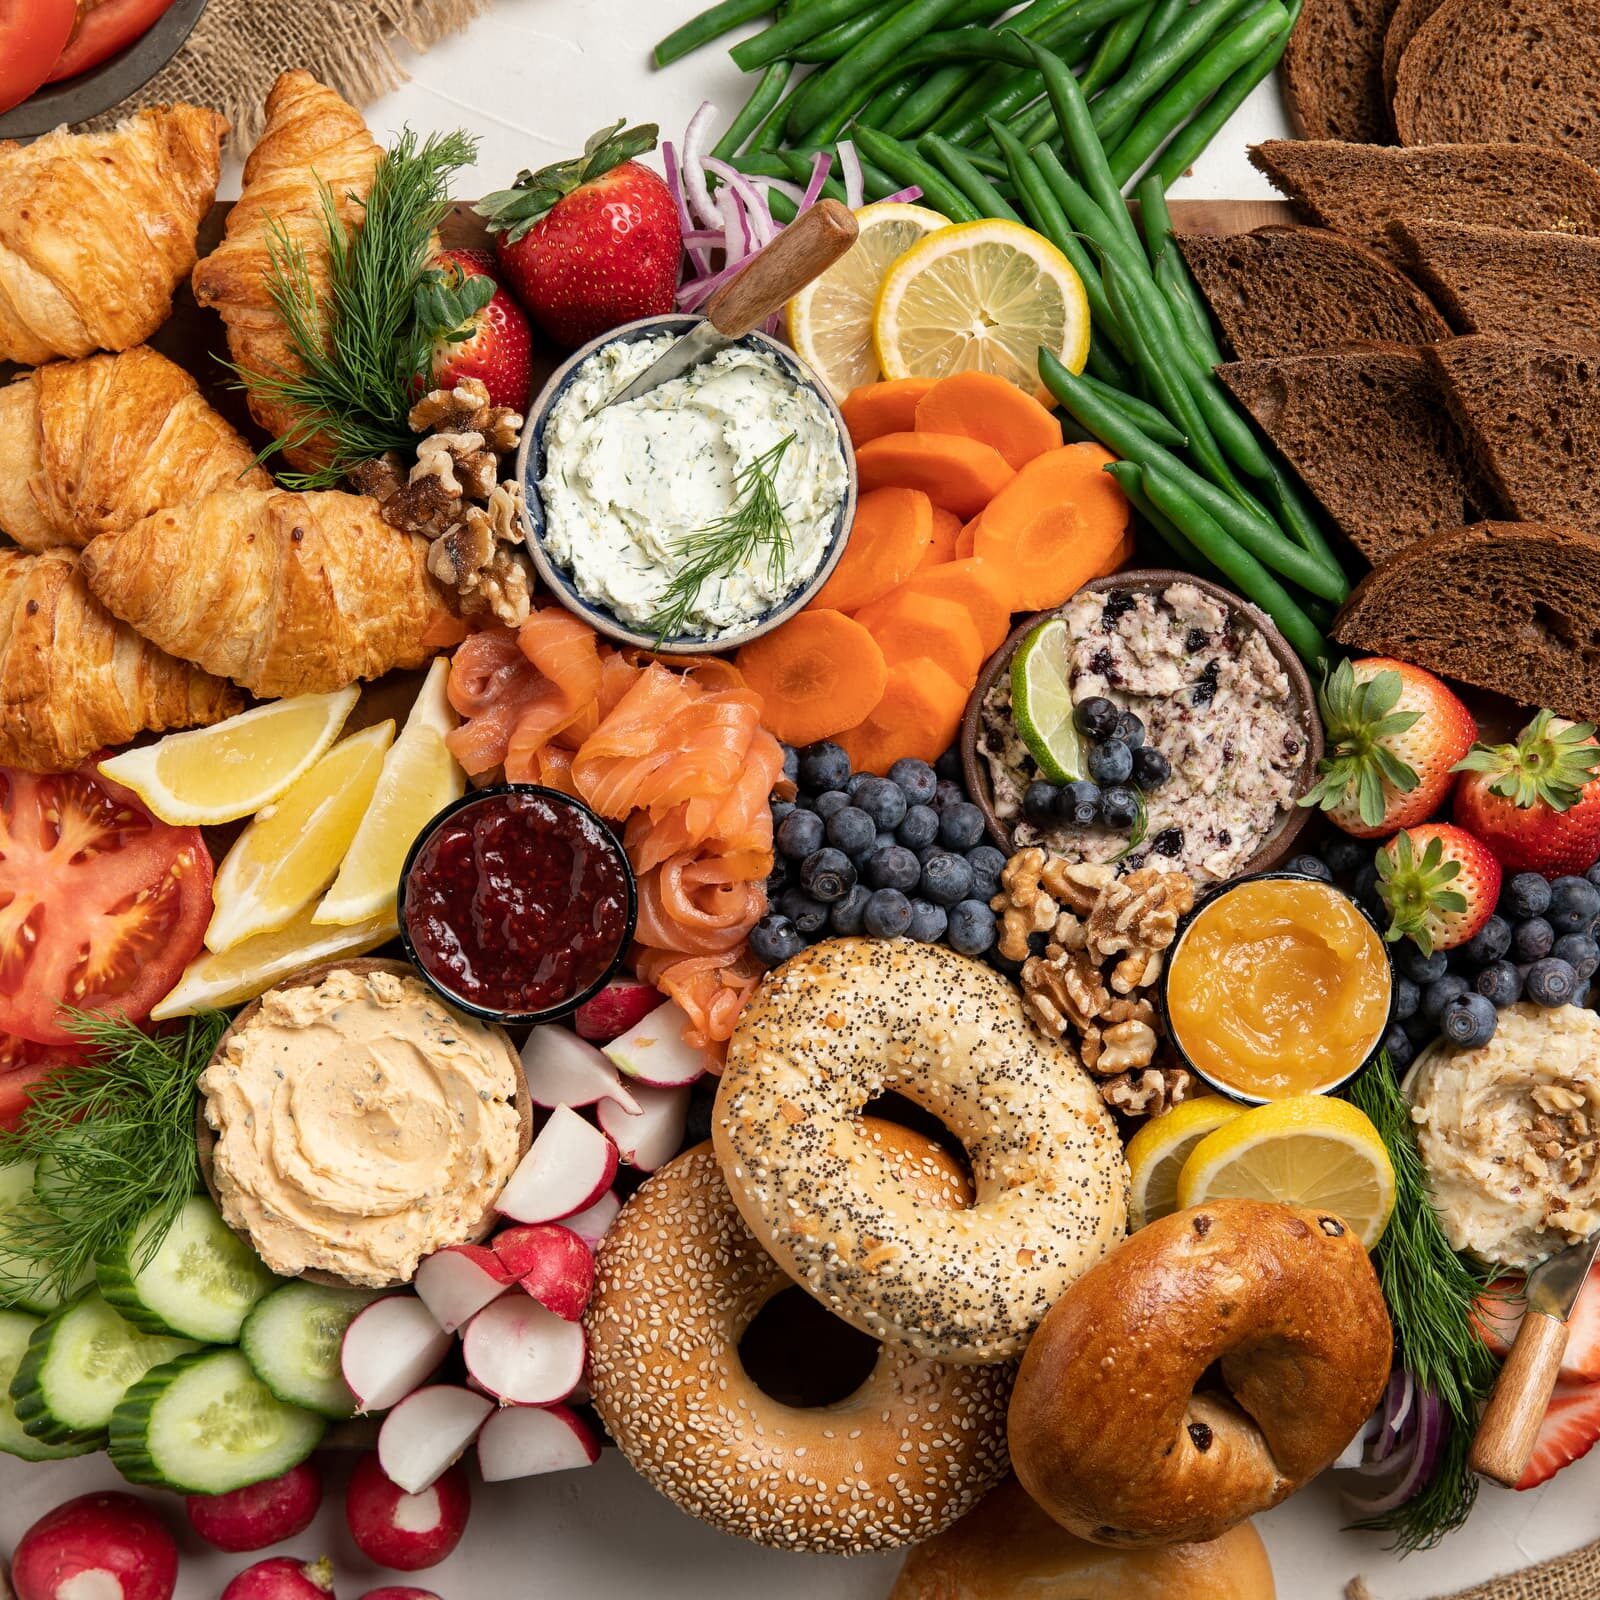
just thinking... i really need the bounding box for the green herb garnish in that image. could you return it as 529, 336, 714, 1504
649, 433, 796, 642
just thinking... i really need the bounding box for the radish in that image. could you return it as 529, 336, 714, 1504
341, 1295, 452, 1414
520, 1025, 639, 1112
596, 1081, 689, 1171
12, 1493, 178, 1600
358, 1592, 443, 1600
493, 1224, 594, 1321
574, 977, 664, 1042
462, 1294, 585, 1404
414, 1243, 513, 1334
186, 1460, 322, 1552
477, 1402, 601, 1481
219, 1558, 333, 1600
346, 1451, 471, 1571
602, 999, 711, 1086
378, 1383, 494, 1494
559, 1188, 621, 1252
495, 1105, 617, 1223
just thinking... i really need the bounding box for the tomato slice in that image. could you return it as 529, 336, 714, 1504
0, 0, 78, 114
0, 1034, 84, 1131
46, 0, 180, 84
0, 761, 212, 1047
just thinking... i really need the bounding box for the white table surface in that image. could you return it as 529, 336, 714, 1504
11, 4, 1584, 1594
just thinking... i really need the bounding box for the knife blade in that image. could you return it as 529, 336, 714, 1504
601, 198, 859, 410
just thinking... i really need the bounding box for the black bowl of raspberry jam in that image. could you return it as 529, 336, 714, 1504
397, 785, 636, 1025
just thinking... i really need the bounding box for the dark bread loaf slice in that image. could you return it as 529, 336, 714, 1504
1392, 0, 1600, 162
1381, 0, 1446, 107
1392, 222, 1600, 350
1177, 226, 1449, 358
1428, 338, 1600, 533
1249, 141, 1600, 256
1281, 0, 1400, 142
1218, 344, 1496, 566
1332, 523, 1600, 723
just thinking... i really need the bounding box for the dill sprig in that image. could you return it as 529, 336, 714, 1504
0, 1010, 230, 1297
1344, 1053, 1500, 1549
650, 433, 797, 641
240, 126, 487, 488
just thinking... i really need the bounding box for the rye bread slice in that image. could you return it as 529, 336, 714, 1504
1249, 141, 1600, 257
1391, 222, 1600, 350
1176, 225, 1449, 359
1381, 0, 1446, 107
1332, 523, 1600, 723
1392, 0, 1600, 163
1217, 344, 1495, 566
1281, 0, 1400, 142
1428, 337, 1600, 533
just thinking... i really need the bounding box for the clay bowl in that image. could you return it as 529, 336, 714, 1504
196, 957, 533, 1292
960, 570, 1324, 877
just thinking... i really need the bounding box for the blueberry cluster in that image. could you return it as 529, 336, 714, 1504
753, 742, 1002, 967
1022, 696, 1172, 834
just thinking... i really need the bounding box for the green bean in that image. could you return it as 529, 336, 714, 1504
766, 188, 799, 223
1264, 464, 1344, 579
1080, 0, 1156, 96
848, 125, 982, 219
792, 66, 898, 148
902, 25, 1038, 67
1079, 372, 1187, 447
1136, 0, 1190, 53
753, 73, 810, 149
883, 64, 981, 137
768, 149, 853, 202
1090, 0, 1256, 142
860, 72, 924, 129
655, 0, 775, 67
732, 0, 881, 71
793, 0, 900, 60
1135, 173, 1223, 367
712, 61, 795, 161
1156, 252, 1220, 367
920, 133, 1024, 220
956, 145, 1012, 178
1104, 460, 1217, 574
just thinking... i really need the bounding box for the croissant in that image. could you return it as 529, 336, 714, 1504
0, 548, 242, 773
80, 486, 457, 699
0, 347, 269, 553
0, 105, 226, 366
191, 71, 380, 474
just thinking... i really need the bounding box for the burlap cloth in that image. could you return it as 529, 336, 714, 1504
86, 0, 490, 140
1347, 1540, 1600, 1600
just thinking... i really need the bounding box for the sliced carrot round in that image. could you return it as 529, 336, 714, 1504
853, 590, 984, 684
809, 487, 934, 613
888, 558, 1014, 658
916, 506, 962, 571
841, 378, 937, 450
914, 370, 1063, 471
736, 610, 888, 748
837, 658, 970, 774
855, 431, 1015, 519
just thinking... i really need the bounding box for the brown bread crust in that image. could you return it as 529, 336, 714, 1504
1281, 0, 1400, 142
1381, 0, 1446, 108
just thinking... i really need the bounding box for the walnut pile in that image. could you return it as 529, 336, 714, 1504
351, 378, 532, 626
992, 847, 1197, 1118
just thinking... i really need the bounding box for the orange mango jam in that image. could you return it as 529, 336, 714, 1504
1165, 877, 1393, 1100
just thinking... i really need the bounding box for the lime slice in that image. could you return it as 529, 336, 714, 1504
1011, 619, 1082, 783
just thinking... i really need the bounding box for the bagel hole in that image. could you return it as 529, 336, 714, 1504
739, 1286, 881, 1408
861, 1091, 975, 1202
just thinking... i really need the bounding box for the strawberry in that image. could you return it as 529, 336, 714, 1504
1376, 823, 1502, 955
1515, 1378, 1600, 1489
424, 247, 533, 412
1300, 657, 1477, 838
477, 121, 682, 351
1452, 711, 1600, 878
1474, 1276, 1600, 1383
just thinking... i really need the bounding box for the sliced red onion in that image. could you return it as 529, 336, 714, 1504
661, 141, 711, 276
1369, 1368, 1416, 1466
1340, 1380, 1449, 1516
837, 139, 865, 210
680, 102, 723, 231
752, 175, 807, 206
718, 184, 749, 260
800, 150, 834, 211
881, 185, 926, 205
682, 229, 724, 247
704, 158, 776, 249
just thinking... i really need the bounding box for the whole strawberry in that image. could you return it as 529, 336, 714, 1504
425, 247, 533, 411
1452, 711, 1600, 879
1300, 657, 1477, 837
477, 121, 681, 350
1376, 823, 1502, 956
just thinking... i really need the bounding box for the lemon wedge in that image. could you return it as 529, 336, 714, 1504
871, 217, 1091, 402
97, 688, 360, 826
1175, 1095, 1396, 1250
315, 658, 465, 928
1125, 1096, 1245, 1230
205, 721, 394, 954
786, 200, 949, 398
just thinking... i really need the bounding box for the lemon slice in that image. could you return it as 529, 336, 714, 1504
1175, 1095, 1396, 1250
205, 722, 394, 954
1011, 618, 1083, 784
97, 688, 360, 826
872, 217, 1091, 402
315, 659, 466, 928
1125, 1096, 1245, 1230
786, 200, 950, 398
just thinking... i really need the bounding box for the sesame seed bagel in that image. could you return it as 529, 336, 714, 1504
585, 1135, 1013, 1554
713, 938, 1128, 1363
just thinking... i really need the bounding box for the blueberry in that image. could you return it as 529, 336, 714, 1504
798, 741, 851, 794
888, 758, 938, 807
864, 843, 922, 892
1323, 836, 1370, 880
907, 899, 948, 943
776, 808, 824, 861
1397, 943, 1449, 984
766, 864, 788, 898
1100, 785, 1139, 829
933, 778, 966, 812
863, 888, 914, 939
1555, 933, 1600, 979
776, 886, 829, 938
1503, 871, 1552, 920
750, 915, 806, 968
813, 789, 851, 821
1442, 993, 1498, 1049
1131, 746, 1171, 790
1114, 711, 1145, 750
921, 850, 975, 907
1381, 1022, 1414, 1069
1286, 853, 1333, 883
874, 831, 899, 855
1549, 876, 1600, 934
1460, 914, 1513, 966
1087, 738, 1133, 785
771, 798, 796, 829
829, 883, 871, 936
1526, 956, 1579, 1007
854, 777, 905, 831
966, 844, 1006, 902
1512, 917, 1555, 963
799, 847, 856, 904
780, 744, 799, 786
845, 771, 872, 797
935, 746, 964, 782
1355, 862, 1385, 921
1588, 862, 1600, 894
826, 805, 877, 858
1023, 781, 1060, 830
1403, 1010, 1438, 1046
1057, 780, 1102, 827
916, 843, 942, 865
938, 802, 986, 850
947, 899, 997, 957
897, 804, 940, 850
1420, 973, 1470, 1021
1475, 959, 1523, 1007
1386, 974, 1417, 1023
1073, 696, 1120, 742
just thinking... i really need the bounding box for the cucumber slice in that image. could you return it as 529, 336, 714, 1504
240, 1282, 380, 1419
10, 1289, 197, 1446
0, 1160, 92, 1316
0, 1309, 97, 1462
97, 1195, 279, 1343
109, 1347, 325, 1494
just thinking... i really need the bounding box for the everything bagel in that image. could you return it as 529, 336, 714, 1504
1008, 1198, 1392, 1547
713, 938, 1127, 1363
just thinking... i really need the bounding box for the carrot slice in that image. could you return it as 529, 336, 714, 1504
809, 487, 934, 613
915, 506, 962, 571
914, 370, 1063, 471
887, 558, 1014, 658
837, 657, 970, 774
854, 590, 984, 683
736, 610, 888, 748
841, 379, 937, 449
855, 432, 1015, 520
954, 516, 978, 560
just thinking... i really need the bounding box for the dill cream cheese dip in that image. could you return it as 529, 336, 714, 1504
537, 332, 848, 637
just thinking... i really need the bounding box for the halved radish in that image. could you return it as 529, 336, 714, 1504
414, 1244, 513, 1335
596, 1081, 690, 1172
520, 1025, 639, 1113
341, 1297, 452, 1414
602, 1000, 711, 1087
12, 1493, 178, 1600
574, 978, 664, 1043
377, 1385, 494, 1495
346, 1451, 471, 1572
477, 1403, 601, 1481
496, 1106, 617, 1223
219, 1558, 332, 1599
560, 1190, 621, 1253
462, 1296, 586, 1404
493, 1225, 594, 1321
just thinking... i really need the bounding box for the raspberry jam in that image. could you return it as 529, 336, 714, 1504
401, 787, 634, 1020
